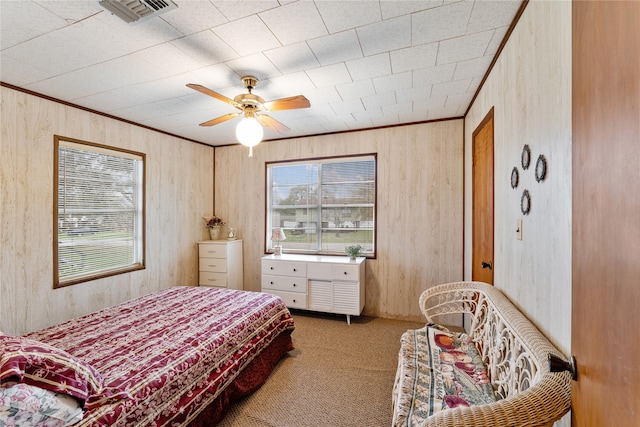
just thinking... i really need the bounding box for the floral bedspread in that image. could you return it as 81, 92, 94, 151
393, 325, 496, 426
23, 287, 295, 426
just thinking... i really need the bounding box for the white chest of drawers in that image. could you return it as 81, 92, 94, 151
198, 240, 243, 290
261, 254, 365, 324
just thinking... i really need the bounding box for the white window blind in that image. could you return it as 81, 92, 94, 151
266, 155, 376, 255
55, 137, 145, 287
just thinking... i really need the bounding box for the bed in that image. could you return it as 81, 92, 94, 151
1, 286, 295, 426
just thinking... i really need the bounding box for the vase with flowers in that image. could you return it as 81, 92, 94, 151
203, 215, 225, 240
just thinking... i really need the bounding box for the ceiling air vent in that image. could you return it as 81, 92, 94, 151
99, 0, 178, 23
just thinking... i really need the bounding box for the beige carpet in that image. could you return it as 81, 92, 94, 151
217, 310, 425, 427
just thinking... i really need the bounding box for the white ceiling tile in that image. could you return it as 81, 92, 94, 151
372, 71, 413, 93
212, 1, 280, 22
412, 1, 473, 45
171, 30, 239, 65
224, 53, 283, 80
266, 71, 316, 95
390, 43, 438, 73
37, 0, 104, 22
260, 2, 327, 45
352, 107, 382, 123
436, 30, 494, 65
301, 86, 343, 105
445, 92, 474, 109
357, 15, 411, 56
265, 43, 320, 74
0, 1, 67, 49
382, 101, 413, 116
307, 30, 363, 66
453, 56, 493, 80
135, 43, 203, 75
362, 92, 396, 111
336, 80, 376, 100
467, 0, 523, 33
396, 86, 433, 104
214, 15, 281, 56
0, 54, 52, 86
306, 63, 352, 88
330, 99, 365, 115
380, 0, 443, 19
413, 96, 447, 114
485, 26, 508, 55
346, 53, 391, 81
431, 78, 473, 98
315, 1, 381, 34
413, 63, 456, 86
161, 1, 228, 36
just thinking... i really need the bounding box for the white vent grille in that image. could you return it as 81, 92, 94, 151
99, 0, 178, 23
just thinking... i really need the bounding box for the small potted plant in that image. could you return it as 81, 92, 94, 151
344, 244, 363, 261
203, 215, 225, 240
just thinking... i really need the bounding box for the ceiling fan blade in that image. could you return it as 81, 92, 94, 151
263, 95, 310, 111
187, 83, 242, 109
257, 114, 290, 133
199, 112, 241, 127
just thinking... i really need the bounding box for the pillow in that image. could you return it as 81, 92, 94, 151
0, 382, 83, 426
0, 334, 104, 409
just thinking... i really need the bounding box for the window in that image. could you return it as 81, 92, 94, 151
54, 136, 145, 287
266, 155, 376, 256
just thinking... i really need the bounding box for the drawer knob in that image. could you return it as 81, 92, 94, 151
292, 299, 296, 303
293, 283, 296, 287
208, 278, 217, 282
293, 268, 297, 272
270, 281, 274, 285
344, 271, 348, 275
209, 264, 217, 268
270, 267, 274, 270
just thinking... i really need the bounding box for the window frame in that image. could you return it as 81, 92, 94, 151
53, 135, 146, 288
265, 154, 377, 258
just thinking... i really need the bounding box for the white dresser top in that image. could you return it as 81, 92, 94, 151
262, 253, 365, 265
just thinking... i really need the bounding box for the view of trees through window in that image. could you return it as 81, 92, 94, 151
55, 137, 144, 287
267, 155, 376, 255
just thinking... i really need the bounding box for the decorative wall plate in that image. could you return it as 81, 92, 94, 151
511, 167, 519, 189
521, 189, 531, 215
521, 144, 531, 170
535, 154, 547, 182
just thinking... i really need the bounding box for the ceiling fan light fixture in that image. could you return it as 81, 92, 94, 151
236, 116, 263, 156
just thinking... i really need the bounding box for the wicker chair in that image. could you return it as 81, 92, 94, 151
392, 281, 572, 427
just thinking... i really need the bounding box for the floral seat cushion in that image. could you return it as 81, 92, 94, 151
393, 325, 496, 426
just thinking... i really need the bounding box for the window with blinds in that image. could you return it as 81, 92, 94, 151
266, 154, 376, 256
54, 136, 145, 287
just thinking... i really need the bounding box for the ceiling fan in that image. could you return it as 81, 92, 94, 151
187, 76, 310, 155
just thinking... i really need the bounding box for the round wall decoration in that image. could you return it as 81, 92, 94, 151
521, 144, 531, 170
521, 189, 531, 215
511, 167, 519, 189
535, 154, 547, 182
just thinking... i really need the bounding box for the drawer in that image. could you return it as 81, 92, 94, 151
332, 264, 360, 281
262, 275, 307, 293
199, 244, 227, 259
199, 271, 228, 288
266, 290, 307, 309
262, 260, 306, 277
199, 257, 227, 273
307, 262, 332, 280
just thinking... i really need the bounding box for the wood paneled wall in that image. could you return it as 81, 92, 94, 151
214, 121, 464, 321
464, 0, 572, 356
0, 86, 214, 335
